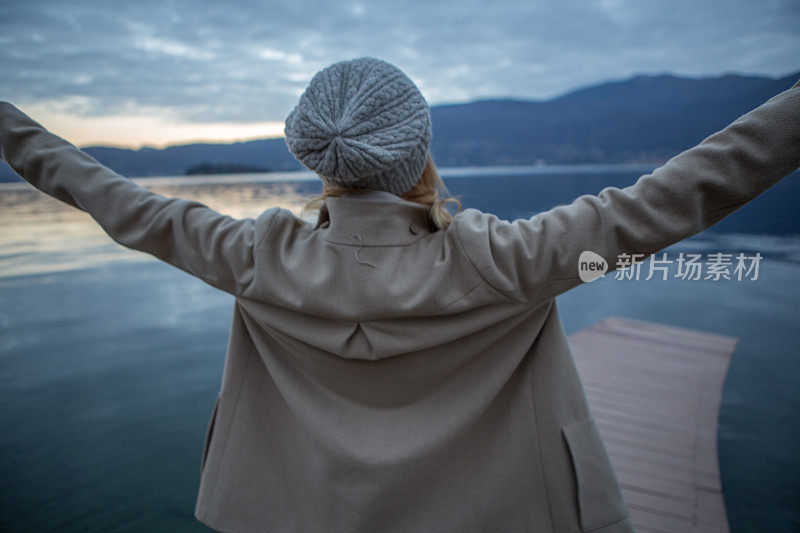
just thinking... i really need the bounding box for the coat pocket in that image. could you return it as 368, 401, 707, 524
201, 394, 221, 474
562, 417, 629, 532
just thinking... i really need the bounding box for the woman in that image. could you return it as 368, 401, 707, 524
1, 57, 798, 533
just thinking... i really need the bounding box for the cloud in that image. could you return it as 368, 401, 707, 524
1, 0, 798, 129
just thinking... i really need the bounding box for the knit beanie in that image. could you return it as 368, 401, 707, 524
284, 57, 432, 196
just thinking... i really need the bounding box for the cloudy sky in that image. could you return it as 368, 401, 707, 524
1, 0, 798, 148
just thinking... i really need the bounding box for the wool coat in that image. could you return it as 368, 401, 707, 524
1, 79, 798, 533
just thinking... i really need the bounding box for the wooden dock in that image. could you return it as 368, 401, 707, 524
567, 316, 737, 533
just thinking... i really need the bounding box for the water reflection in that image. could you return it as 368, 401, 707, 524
0, 178, 319, 278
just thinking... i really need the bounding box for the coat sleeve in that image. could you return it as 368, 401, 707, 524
452, 77, 800, 306
0, 101, 266, 296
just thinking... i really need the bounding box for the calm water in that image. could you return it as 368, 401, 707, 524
0, 167, 798, 532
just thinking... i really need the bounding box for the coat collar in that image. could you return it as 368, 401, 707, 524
318, 190, 437, 246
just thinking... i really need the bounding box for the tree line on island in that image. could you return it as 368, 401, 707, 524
184, 162, 272, 175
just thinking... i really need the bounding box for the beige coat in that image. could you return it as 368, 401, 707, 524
1, 78, 798, 532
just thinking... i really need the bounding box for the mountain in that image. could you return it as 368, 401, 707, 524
66, 138, 298, 180
428, 71, 799, 166
1, 70, 798, 181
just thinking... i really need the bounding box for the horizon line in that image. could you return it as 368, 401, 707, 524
62, 67, 800, 150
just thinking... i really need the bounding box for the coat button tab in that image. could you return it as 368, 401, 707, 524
409, 224, 420, 235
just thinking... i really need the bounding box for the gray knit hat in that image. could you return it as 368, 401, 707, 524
284, 57, 432, 196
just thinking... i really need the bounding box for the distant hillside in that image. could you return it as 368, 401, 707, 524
1, 70, 798, 181
75, 138, 295, 180
428, 71, 799, 166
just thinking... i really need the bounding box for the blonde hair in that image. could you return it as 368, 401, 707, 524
302, 153, 461, 231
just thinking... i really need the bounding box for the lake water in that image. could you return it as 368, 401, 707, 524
0, 166, 798, 532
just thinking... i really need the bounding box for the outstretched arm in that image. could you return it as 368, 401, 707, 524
0, 102, 259, 296
453, 78, 800, 306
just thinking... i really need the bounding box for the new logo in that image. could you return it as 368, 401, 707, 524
578, 251, 608, 282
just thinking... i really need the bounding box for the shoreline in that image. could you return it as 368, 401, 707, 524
0, 162, 662, 190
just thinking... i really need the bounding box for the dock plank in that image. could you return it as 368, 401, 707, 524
567, 316, 735, 532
